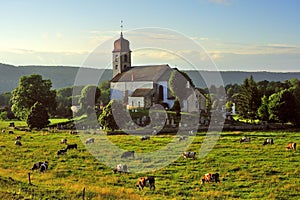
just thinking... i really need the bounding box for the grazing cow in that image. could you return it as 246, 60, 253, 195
40, 161, 49, 173
240, 136, 250, 143
121, 151, 135, 159
9, 131, 14, 134
57, 149, 67, 156
70, 130, 78, 135
201, 173, 220, 184
31, 162, 44, 171
1, 129, 5, 133
182, 151, 196, 159
263, 138, 274, 145
178, 136, 188, 142
85, 138, 95, 144
66, 144, 77, 150
60, 138, 67, 144
286, 142, 296, 150
113, 164, 128, 173
31, 161, 48, 172
15, 140, 22, 146
141, 136, 150, 141
16, 136, 22, 140
137, 176, 155, 190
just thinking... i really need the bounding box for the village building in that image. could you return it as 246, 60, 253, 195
110, 32, 206, 113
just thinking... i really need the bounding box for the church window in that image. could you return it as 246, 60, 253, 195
115, 65, 118, 70
124, 54, 128, 62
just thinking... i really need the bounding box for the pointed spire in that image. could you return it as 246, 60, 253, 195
120, 20, 123, 37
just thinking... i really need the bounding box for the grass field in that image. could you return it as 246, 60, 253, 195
0, 120, 299, 199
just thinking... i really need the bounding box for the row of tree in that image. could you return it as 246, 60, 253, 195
0, 74, 110, 129
225, 76, 300, 125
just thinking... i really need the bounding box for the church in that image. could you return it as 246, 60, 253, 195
110, 32, 206, 113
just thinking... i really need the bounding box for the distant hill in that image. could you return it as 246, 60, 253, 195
1, 63, 300, 93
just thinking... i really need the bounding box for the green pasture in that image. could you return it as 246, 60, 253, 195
0, 120, 299, 199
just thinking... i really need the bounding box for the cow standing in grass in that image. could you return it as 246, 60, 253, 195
85, 138, 95, 144
121, 151, 135, 159
141, 136, 150, 141
113, 164, 128, 174
137, 176, 155, 190
240, 136, 250, 143
57, 149, 67, 156
182, 151, 196, 159
263, 138, 274, 145
201, 173, 220, 184
60, 138, 67, 144
66, 144, 77, 150
286, 142, 296, 150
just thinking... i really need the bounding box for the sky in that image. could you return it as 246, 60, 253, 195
0, 0, 299, 72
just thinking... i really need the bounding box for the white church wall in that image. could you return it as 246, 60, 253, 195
128, 97, 144, 109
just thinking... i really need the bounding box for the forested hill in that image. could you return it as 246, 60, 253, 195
1, 63, 300, 93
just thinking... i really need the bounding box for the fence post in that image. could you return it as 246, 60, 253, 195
28, 172, 31, 185
82, 187, 85, 200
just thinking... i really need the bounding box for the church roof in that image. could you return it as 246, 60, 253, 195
130, 88, 154, 97
113, 33, 131, 52
110, 64, 173, 82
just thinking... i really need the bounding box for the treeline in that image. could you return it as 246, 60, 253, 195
0, 74, 110, 128
224, 76, 300, 125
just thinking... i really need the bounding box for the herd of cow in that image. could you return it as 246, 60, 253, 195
2, 128, 298, 192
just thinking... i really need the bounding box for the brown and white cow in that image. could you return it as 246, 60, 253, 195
286, 142, 296, 150
201, 173, 220, 184
137, 176, 155, 190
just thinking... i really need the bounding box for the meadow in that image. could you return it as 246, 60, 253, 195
0, 120, 300, 199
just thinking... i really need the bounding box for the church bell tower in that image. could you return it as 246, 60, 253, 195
112, 24, 131, 78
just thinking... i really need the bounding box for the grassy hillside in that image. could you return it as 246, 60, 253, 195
1, 63, 300, 93
0, 121, 300, 199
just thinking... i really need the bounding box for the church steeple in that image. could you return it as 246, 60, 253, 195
112, 21, 131, 78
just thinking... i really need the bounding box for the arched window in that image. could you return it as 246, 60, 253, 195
124, 54, 128, 62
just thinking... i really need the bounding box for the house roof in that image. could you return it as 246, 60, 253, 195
130, 88, 154, 97
110, 64, 173, 82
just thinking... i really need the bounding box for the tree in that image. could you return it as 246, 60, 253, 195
27, 102, 50, 129
99, 81, 110, 107
78, 85, 101, 116
56, 87, 73, 118
236, 76, 261, 122
268, 89, 297, 124
98, 100, 118, 131
257, 95, 269, 121
11, 74, 56, 120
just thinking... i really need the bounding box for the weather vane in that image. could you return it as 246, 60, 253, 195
120, 20, 123, 33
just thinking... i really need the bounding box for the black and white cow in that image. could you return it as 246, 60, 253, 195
182, 151, 196, 159
57, 149, 67, 156
85, 138, 95, 144
113, 164, 128, 173
121, 151, 135, 159
178, 136, 188, 142
15, 140, 22, 146
263, 138, 274, 145
60, 138, 67, 144
40, 161, 49, 173
141, 136, 150, 141
240, 136, 250, 143
31, 161, 48, 172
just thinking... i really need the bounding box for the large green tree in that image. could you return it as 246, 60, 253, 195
98, 100, 118, 131
78, 85, 101, 116
11, 74, 56, 120
27, 102, 50, 129
99, 81, 110, 107
268, 89, 297, 124
236, 76, 261, 121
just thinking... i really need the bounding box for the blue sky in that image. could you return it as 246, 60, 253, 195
0, 0, 299, 71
